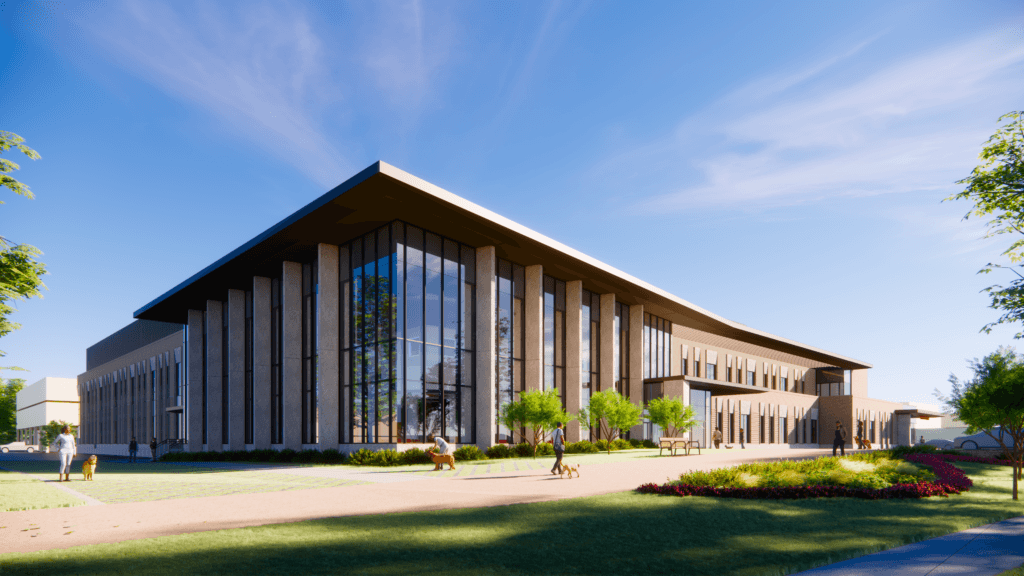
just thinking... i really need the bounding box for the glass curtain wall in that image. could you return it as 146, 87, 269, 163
642, 313, 671, 379
221, 305, 228, 445
496, 260, 525, 443
543, 276, 566, 402
270, 278, 283, 444
342, 222, 475, 445
689, 389, 711, 448
244, 290, 253, 444
581, 290, 600, 408
614, 302, 629, 396
301, 262, 318, 444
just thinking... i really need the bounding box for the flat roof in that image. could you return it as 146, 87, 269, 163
134, 161, 871, 370
646, 375, 770, 396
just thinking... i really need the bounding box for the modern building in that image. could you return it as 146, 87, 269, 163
16, 377, 79, 445
79, 161, 914, 454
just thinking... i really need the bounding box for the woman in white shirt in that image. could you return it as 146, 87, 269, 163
53, 425, 76, 482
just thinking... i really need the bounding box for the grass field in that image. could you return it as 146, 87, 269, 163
1, 461, 1023, 575
0, 461, 368, 504
999, 564, 1024, 576
0, 471, 86, 512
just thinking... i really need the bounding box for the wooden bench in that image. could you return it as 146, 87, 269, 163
659, 437, 700, 456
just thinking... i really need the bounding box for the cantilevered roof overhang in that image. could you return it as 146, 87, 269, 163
645, 375, 769, 396
134, 161, 871, 370
894, 408, 945, 420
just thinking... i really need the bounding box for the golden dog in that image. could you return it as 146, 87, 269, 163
559, 462, 580, 479
429, 451, 456, 471
82, 455, 98, 481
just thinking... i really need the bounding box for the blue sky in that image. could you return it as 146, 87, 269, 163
2, 0, 1022, 405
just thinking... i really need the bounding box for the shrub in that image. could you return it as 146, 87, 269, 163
629, 439, 642, 448
293, 449, 320, 463
642, 439, 658, 449
346, 448, 376, 465
775, 470, 808, 487
595, 439, 611, 452
535, 443, 554, 456
320, 449, 344, 464
453, 445, 486, 461
611, 438, 632, 451
486, 444, 513, 459
514, 442, 535, 458
400, 448, 434, 465
565, 440, 599, 454
889, 444, 937, 459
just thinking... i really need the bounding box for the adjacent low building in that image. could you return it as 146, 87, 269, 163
79, 161, 912, 454
16, 377, 79, 446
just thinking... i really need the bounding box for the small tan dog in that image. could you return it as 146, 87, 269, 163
559, 462, 580, 479
82, 455, 98, 481
429, 451, 456, 471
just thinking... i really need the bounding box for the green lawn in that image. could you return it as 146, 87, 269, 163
999, 564, 1024, 576
0, 470, 86, 512
2, 462, 1023, 575
0, 461, 367, 504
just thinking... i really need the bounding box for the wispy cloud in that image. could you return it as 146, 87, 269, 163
606, 28, 1024, 212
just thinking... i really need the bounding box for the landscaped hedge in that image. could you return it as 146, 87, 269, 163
636, 453, 983, 501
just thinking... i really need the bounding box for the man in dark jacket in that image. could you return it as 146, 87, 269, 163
150, 437, 158, 461
833, 421, 847, 456
128, 437, 138, 463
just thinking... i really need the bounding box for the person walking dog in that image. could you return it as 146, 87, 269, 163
550, 422, 565, 475
53, 425, 76, 482
129, 437, 138, 463
833, 421, 847, 456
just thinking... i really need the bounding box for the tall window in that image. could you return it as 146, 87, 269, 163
244, 290, 253, 445
496, 259, 524, 443
302, 262, 318, 444
706, 362, 716, 380
614, 303, 629, 397
643, 313, 671, 379
222, 304, 229, 445
581, 290, 600, 410
343, 222, 475, 445
747, 368, 756, 386
781, 416, 788, 443
741, 414, 751, 444
781, 376, 788, 391
270, 277, 283, 444
543, 276, 566, 402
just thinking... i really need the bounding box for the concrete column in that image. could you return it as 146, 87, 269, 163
599, 293, 615, 392
187, 309, 205, 452
475, 246, 497, 449
851, 369, 868, 397
565, 280, 583, 443
253, 277, 272, 450
628, 304, 644, 439
228, 289, 246, 451
317, 244, 340, 449
524, 265, 544, 394
206, 300, 224, 449
282, 261, 303, 450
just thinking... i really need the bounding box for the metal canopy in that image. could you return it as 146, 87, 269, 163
644, 375, 769, 396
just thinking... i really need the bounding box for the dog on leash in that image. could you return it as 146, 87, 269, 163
429, 451, 456, 471
82, 455, 98, 481
559, 462, 580, 479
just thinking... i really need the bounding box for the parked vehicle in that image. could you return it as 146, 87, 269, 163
924, 439, 954, 450
0, 441, 37, 453
954, 427, 1018, 450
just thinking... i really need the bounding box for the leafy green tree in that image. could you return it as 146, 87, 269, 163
647, 396, 698, 438
0, 378, 25, 443
941, 347, 1024, 500
41, 419, 78, 449
0, 131, 46, 363
583, 389, 643, 453
499, 389, 573, 455
945, 111, 1024, 337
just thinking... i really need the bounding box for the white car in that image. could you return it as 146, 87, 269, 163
954, 428, 1018, 450
0, 441, 37, 453
923, 439, 954, 450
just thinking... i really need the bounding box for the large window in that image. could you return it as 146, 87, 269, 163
342, 222, 475, 445
706, 362, 716, 380
221, 304, 229, 445
747, 369, 756, 386
643, 313, 671, 379
496, 259, 525, 443
543, 276, 566, 401
302, 262, 318, 444
689, 389, 710, 448
244, 290, 253, 445
581, 290, 600, 410
614, 302, 629, 396
270, 277, 283, 444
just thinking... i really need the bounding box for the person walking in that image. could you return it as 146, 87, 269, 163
739, 428, 746, 449
432, 435, 450, 456
150, 437, 158, 461
53, 425, 76, 482
128, 437, 138, 463
833, 421, 847, 457
550, 422, 565, 475
712, 429, 723, 449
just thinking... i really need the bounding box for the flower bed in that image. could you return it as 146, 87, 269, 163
636, 453, 983, 500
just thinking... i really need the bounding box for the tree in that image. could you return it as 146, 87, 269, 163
945, 112, 1024, 337
41, 419, 78, 449
0, 378, 25, 443
0, 131, 46, 363
499, 389, 573, 455
647, 396, 698, 438
583, 389, 643, 453
939, 347, 1024, 500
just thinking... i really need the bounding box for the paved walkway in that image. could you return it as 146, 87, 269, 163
2, 448, 1022, 575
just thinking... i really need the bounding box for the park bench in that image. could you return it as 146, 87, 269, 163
659, 437, 701, 456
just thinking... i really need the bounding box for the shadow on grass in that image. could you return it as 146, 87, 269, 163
5, 463, 1024, 576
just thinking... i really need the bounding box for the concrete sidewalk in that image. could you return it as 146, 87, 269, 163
791, 515, 1024, 575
